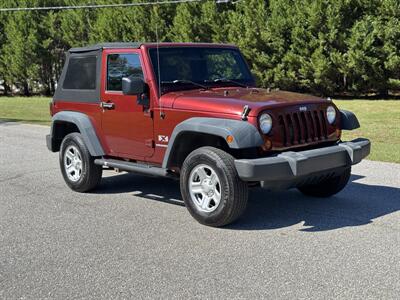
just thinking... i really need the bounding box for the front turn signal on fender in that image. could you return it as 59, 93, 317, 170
226, 135, 234, 144
261, 138, 272, 151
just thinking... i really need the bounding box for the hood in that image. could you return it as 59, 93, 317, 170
169, 88, 327, 116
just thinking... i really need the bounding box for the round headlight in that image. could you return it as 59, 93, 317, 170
326, 106, 336, 124
259, 113, 273, 134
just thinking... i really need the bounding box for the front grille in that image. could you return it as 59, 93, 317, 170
277, 110, 328, 146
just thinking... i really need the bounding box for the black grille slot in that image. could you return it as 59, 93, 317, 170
300, 112, 309, 142
286, 114, 294, 145
320, 110, 328, 138
278, 115, 287, 146
314, 110, 322, 139
293, 113, 302, 144
307, 111, 315, 140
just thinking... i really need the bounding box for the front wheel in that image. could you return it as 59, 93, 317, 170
297, 167, 351, 198
59, 132, 102, 192
180, 147, 248, 227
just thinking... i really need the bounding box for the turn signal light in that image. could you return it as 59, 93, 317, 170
226, 135, 234, 144
262, 139, 272, 151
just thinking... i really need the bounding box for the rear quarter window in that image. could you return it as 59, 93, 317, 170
63, 56, 97, 90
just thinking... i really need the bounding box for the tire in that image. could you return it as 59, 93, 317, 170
297, 167, 351, 198
180, 146, 248, 227
59, 132, 102, 192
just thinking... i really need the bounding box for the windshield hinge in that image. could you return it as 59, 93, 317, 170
144, 108, 153, 118
145, 139, 155, 148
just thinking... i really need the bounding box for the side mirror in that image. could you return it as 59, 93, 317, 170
122, 76, 149, 107
122, 76, 146, 95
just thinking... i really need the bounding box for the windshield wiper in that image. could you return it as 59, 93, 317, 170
161, 79, 209, 90
205, 78, 249, 88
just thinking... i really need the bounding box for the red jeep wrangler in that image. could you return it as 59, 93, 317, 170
46, 42, 370, 227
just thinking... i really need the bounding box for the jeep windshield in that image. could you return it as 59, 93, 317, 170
149, 47, 255, 94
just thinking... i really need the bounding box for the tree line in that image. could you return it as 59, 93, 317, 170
0, 0, 399, 97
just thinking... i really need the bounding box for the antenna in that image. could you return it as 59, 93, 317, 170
155, 6, 164, 119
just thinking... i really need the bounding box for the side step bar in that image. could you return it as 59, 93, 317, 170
94, 158, 172, 177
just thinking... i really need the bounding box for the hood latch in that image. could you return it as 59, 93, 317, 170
241, 105, 251, 121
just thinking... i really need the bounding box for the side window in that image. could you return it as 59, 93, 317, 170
63, 56, 97, 90
107, 53, 143, 91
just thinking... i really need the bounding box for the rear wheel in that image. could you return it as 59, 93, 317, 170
297, 167, 351, 197
180, 147, 248, 227
59, 133, 102, 192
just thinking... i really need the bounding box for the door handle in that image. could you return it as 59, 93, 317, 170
100, 101, 115, 110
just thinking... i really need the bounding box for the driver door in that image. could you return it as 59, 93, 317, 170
100, 49, 154, 160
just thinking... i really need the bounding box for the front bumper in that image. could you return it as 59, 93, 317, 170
234, 138, 370, 189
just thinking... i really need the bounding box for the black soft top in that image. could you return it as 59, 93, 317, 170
69, 42, 142, 53
68, 42, 236, 53
55, 42, 237, 103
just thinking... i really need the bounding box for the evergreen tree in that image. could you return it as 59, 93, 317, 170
58, 0, 96, 47
380, 0, 400, 92
0, 7, 7, 94
37, 10, 67, 95
2, 1, 40, 95
170, 1, 228, 42
346, 15, 387, 94
0, 0, 398, 96
226, 0, 270, 86
170, 2, 204, 42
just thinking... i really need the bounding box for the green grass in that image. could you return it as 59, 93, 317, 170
0, 97, 399, 163
335, 100, 400, 164
0, 97, 51, 125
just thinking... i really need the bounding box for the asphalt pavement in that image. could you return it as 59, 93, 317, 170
0, 122, 399, 299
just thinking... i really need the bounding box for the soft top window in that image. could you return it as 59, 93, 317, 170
63, 56, 97, 90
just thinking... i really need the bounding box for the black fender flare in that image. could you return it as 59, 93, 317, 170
339, 109, 360, 130
50, 111, 105, 156
162, 117, 264, 168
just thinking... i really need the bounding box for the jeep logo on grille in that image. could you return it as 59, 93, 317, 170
299, 106, 307, 112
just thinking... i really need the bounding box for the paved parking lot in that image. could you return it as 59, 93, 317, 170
1, 122, 399, 299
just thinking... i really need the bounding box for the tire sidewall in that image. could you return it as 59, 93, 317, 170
180, 150, 237, 225
59, 133, 92, 191
298, 167, 351, 197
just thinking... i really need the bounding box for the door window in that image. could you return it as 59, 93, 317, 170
107, 54, 143, 91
